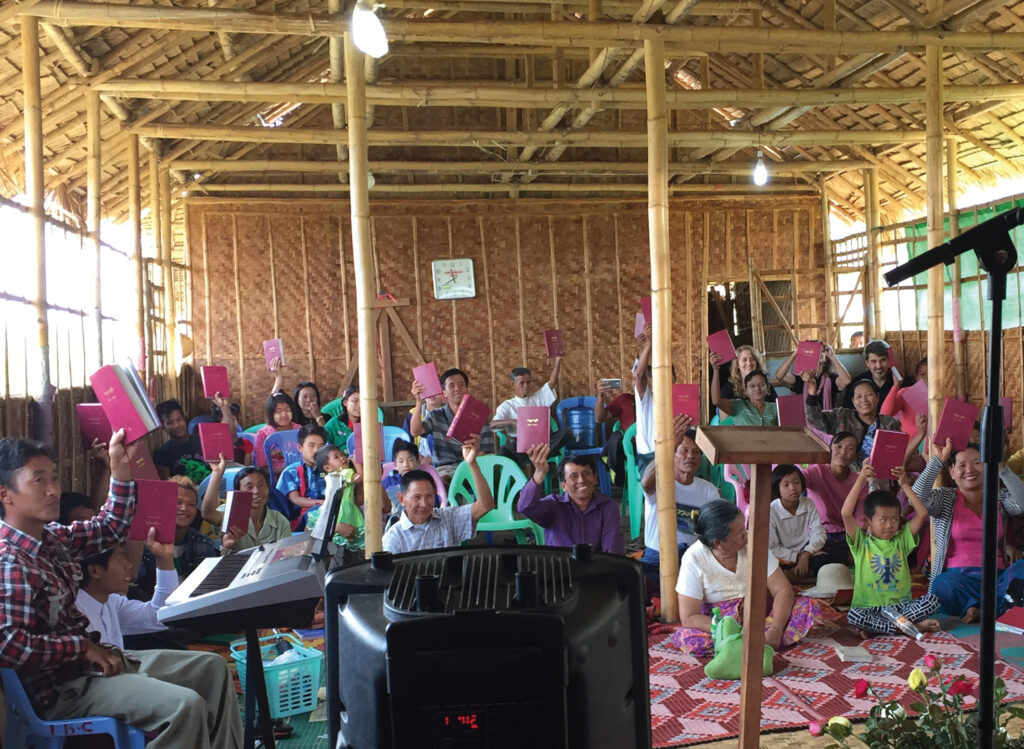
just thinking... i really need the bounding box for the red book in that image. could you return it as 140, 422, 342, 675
75, 403, 111, 452
446, 395, 490, 445
126, 443, 159, 480
351, 422, 384, 465
934, 397, 978, 451
198, 422, 234, 462
899, 379, 929, 416
543, 329, 565, 358
263, 338, 285, 370
672, 384, 700, 423
793, 340, 822, 376
89, 364, 160, 444
1002, 396, 1014, 432
633, 312, 645, 339
776, 394, 806, 427
516, 406, 551, 453
130, 479, 177, 544
869, 429, 910, 480
997, 606, 1024, 635
221, 490, 254, 534
641, 296, 652, 324
200, 365, 231, 399
412, 362, 443, 399
706, 329, 736, 364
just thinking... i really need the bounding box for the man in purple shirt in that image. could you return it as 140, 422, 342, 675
520, 445, 623, 554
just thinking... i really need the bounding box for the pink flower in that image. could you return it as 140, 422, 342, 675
854, 679, 870, 698
923, 654, 941, 671
808, 721, 824, 737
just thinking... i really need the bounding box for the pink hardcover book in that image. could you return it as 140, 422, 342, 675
544, 329, 565, 358
446, 395, 490, 445
351, 422, 384, 465
89, 364, 160, 444
412, 362, 443, 399
793, 340, 822, 376
706, 329, 736, 364
641, 296, 652, 324
126, 443, 160, 480
221, 491, 254, 534
198, 422, 234, 462
899, 379, 929, 416
200, 365, 231, 399
869, 429, 910, 481
516, 406, 551, 453
776, 394, 806, 427
130, 480, 177, 543
263, 338, 285, 370
934, 397, 978, 451
672, 384, 700, 423
1002, 396, 1014, 431
75, 403, 111, 452
633, 312, 645, 339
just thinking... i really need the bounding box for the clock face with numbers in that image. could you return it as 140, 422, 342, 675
431, 258, 476, 300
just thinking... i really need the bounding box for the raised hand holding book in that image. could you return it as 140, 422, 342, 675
198, 422, 235, 462
412, 362, 443, 399
446, 395, 490, 445
516, 406, 551, 453
706, 330, 736, 364
89, 363, 160, 444
793, 340, 822, 376
868, 430, 910, 480
76, 403, 112, 452
200, 365, 231, 399
221, 490, 254, 534
130, 480, 177, 543
934, 397, 978, 451
543, 329, 565, 358
672, 384, 700, 422
263, 338, 285, 370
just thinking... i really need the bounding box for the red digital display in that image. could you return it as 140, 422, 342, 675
437, 711, 484, 734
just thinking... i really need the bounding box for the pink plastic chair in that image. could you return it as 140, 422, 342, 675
381, 461, 448, 506
724, 463, 751, 520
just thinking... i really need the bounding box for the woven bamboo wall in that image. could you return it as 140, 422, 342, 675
186, 196, 827, 424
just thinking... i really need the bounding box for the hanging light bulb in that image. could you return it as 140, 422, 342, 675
752, 149, 768, 186
352, 0, 389, 59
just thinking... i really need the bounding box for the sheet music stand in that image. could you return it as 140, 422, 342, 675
695, 426, 829, 749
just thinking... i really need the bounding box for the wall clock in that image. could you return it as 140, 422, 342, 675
431, 258, 476, 300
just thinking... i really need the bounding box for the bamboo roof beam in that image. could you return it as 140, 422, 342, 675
0, 0, 43, 24
23, 3, 1024, 52
130, 123, 933, 147
182, 181, 820, 194
944, 117, 1020, 171
382, 0, 757, 13
40, 24, 130, 121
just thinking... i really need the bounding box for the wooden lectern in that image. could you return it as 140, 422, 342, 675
694, 426, 829, 749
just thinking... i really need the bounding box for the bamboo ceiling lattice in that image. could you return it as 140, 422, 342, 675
1, 0, 1024, 226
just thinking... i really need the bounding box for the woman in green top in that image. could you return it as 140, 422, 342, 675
324, 385, 361, 451
710, 360, 778, 427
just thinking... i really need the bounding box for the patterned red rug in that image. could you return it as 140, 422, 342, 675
648, 618, 1024, 748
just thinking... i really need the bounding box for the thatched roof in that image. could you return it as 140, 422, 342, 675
2, 0, 1024, 227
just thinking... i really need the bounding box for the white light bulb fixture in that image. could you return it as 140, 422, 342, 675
352, 0, 389, 59
367, 172, 376, 190
752, 149, 768, 186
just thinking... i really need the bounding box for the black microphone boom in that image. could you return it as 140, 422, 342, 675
883, 206, 1024, 287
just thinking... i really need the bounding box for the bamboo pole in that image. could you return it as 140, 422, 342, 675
202, 214, 213, 364
90, 77, 1024, 109
148, 151, 162, 379
87, 90, 103, 371
159, 166, 177, 395
926, 44, 945, 438
183, 182, 821, 195
22, 17, 51, 395
645, 39, 678, 622
947, 137, 967, 400
136, 123, 931, 148
819, 180, 839, 347
0, 0, 43, 24
327, 0, 348, 182
346, 33, 383, 557
299, 218, 317, 381
863, 168, 883, 338
230, 216, 247, 425
128, 134, 146, 377
26, 3, 1024, 51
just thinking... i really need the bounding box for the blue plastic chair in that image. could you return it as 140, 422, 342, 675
197, 466, 247, 500
346, 426, 412, 464
382, 461, 448, 507
188, 415, 213, 433
263, 429, 301, 485
1, 668, 145, 748
239, 432, 256, 450
446, 456, 543, 545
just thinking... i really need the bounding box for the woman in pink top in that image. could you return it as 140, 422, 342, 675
803, 431, 867, 565
253, 392, 301, 476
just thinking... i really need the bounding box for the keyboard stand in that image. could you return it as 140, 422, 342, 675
244, 625, 277, 749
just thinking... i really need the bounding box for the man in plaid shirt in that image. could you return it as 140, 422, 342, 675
0, 430, 242, 749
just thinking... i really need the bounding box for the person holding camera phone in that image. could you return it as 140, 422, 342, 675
594, 377, 635, 430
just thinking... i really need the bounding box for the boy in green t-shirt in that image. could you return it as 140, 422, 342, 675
843, 462, 940, 637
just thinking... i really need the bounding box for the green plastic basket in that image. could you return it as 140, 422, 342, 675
230, 633, 323, 719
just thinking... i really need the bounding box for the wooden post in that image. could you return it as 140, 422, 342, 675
328, 0, 348, 181
644, 39, 678, 620
87, 89, 103, 370
148, 150, 163, 385
926, 43, 945, 433
22, 16, 51, 394
947, 137, 967, 400
819, 180, 838, 347
127, 134, 146, 377
863, 168, 883, 339
346, 32, 383, 556
159, 164, 177, 395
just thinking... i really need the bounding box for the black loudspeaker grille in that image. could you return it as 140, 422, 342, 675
384, 550, 576, 615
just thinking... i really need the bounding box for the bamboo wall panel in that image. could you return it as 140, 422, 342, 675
187, 197, 826, 422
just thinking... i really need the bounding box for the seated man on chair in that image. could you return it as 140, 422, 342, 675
382, 435, 494, 554
490, 363, 574, 458
519, 446, 622, 554
0, 430, 242, 749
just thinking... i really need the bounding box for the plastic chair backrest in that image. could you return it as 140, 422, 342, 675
197, 466, 247, 500
263, 429, 301, 485
382, 461, 448, 506
188, 415, 213, 434
446, 455, 528, 523
556, 396, 601, 448
239, 432, 256, 449
346, 425, 412, 464
321, 398, 344, 419
244, 422, 267, 434
621, 423, 643, 540
1, 668, 146, 749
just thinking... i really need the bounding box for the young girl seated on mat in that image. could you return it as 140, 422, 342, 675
843, 462, 941, 637
768, 464, 830, 582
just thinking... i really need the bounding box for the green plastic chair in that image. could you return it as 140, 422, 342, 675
244, 423, 266, 434
621, 423, 643, 540
321, 398, 344, 419
446, 456, 543, 545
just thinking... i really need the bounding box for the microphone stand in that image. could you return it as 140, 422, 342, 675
883, 208, 1020, 749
